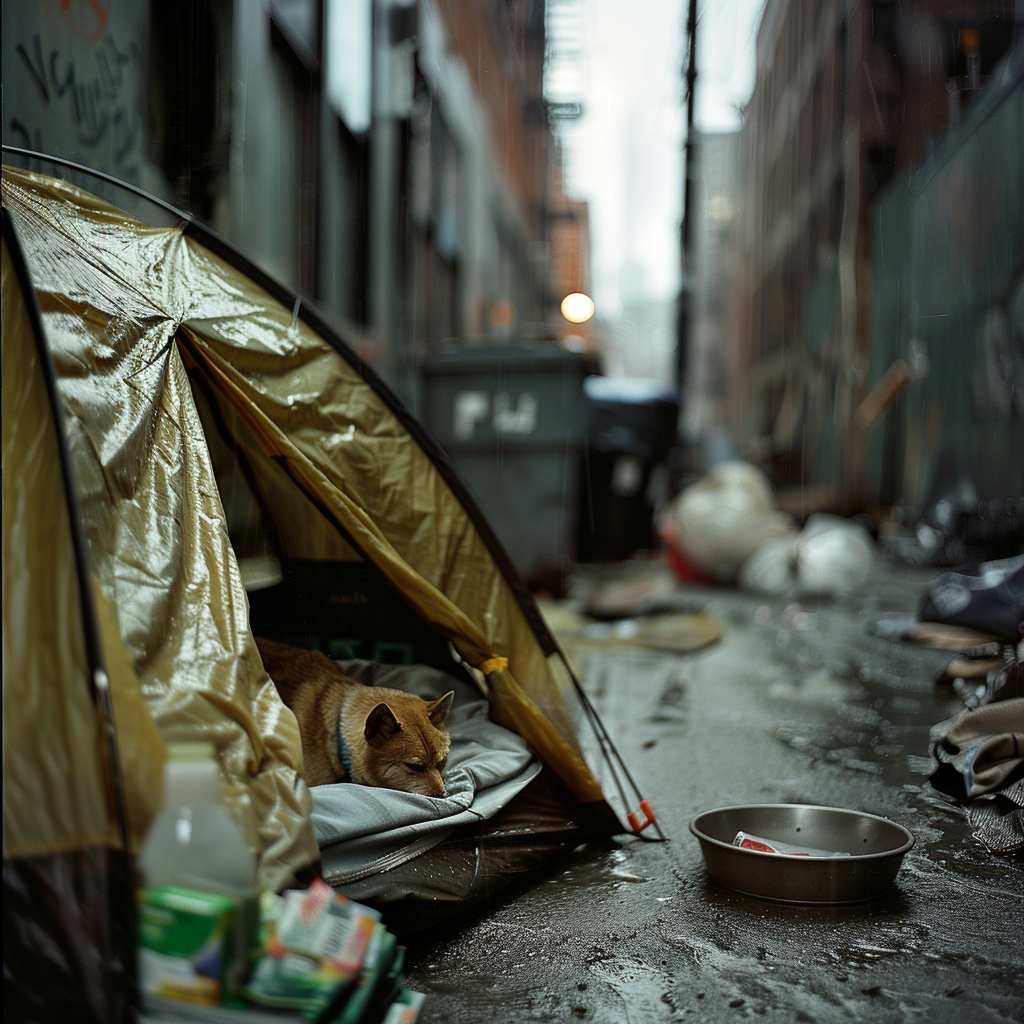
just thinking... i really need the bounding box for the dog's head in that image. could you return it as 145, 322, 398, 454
356, 690, 454, 797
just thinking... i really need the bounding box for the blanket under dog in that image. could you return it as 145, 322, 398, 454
311, 660, 541, 888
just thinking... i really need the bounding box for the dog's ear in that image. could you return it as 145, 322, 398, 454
426, 691, 455, 728
364, 703, 401, 743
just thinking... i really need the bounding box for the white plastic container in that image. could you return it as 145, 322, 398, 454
139, 742, 256, 896
138, 743, 258, 1004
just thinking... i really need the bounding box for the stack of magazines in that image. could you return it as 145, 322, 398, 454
141, 881, 424, 1024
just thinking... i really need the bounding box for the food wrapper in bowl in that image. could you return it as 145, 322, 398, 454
733, 831, 852, 857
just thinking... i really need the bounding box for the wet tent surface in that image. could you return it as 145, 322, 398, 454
404, 565, 1024, 1022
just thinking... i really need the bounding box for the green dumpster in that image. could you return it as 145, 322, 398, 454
420, 345, 599, 590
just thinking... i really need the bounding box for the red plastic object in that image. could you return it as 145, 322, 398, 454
658, 524, 718, 585
627, 799, 656, 834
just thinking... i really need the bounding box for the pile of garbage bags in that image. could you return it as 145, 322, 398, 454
669, 462, 874, 597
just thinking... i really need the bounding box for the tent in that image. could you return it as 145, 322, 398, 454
2, 158, 655, 1018
3, 199, 166, 1022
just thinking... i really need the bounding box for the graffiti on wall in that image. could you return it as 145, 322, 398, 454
4, 1, 145, 181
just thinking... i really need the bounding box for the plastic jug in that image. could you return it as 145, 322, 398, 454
139, 742, 256, 896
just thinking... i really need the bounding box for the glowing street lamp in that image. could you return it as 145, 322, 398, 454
560, 291, 595, 324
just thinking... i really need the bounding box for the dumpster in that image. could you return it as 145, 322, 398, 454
577, 377, 680, 562
421, 345, 599, 590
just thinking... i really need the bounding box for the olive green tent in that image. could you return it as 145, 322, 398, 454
3, 160, 653, 1017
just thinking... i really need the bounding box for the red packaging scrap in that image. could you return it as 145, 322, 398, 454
732, 831, 851, 857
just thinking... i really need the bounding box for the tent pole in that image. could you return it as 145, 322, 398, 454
557, 649, 668, 842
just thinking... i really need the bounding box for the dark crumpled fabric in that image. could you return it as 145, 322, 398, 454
919, 554, 1024, 643
963, 779, 1024, 854
930, 698, 1024, 853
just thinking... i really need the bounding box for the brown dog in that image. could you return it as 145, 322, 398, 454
256, 638, 453, 796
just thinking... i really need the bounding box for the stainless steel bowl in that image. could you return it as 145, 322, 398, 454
689, 804, 914, 904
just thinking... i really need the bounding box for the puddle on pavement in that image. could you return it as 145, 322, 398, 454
553, 845, 649, 887
583, 956, 678, 1023
768, 668, 866, 702
827, 922, 931, 967
765, 650, 964, 788
656, 929, 896, 1020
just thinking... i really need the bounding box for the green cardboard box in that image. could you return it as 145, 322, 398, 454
138, 886, 257, 1006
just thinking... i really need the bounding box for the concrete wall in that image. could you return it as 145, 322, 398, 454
3, 0, 154, 189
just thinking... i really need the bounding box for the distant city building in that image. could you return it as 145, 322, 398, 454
731, 0, 1020, 494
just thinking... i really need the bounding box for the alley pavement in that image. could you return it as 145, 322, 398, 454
406, 563, 1024, 1023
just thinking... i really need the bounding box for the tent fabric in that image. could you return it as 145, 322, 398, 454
2, 166, 612, 889
176, 320, 599, 802
3, 169, 319, 891
5, 847, 139, 1024
310, 661, 542, 888
3, 224, 149, 1024
3, 232, 112, 857
91, 581, 170, 851
2, 234, 164, 858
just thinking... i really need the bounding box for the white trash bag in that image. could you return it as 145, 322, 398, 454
738, 514, 875, 596
796, 513, 875, 595
738, 535, 800, 594
673, 462, 798, 582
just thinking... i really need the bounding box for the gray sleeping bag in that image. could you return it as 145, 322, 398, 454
311, 661, 541, 889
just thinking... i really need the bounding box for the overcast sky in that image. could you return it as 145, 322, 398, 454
555, 0, 764, 322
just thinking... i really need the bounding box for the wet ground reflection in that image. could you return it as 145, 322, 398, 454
407, 565, 1023, 1022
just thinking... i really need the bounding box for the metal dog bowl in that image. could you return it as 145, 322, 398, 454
689, 804, 914, 905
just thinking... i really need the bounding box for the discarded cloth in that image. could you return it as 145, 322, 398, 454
936, 642, 1024, 709
581, 570, 677, 620
930, 698, 1024, 853
918, 554, 1024, 644
311, 661, 541, 890
885, 486, 1024, 568
963, 778, 1024, 854
537, 598, 723, 656
864, 616, 998, 649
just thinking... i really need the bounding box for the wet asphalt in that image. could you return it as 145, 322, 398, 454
405, 564, 1024, 1023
